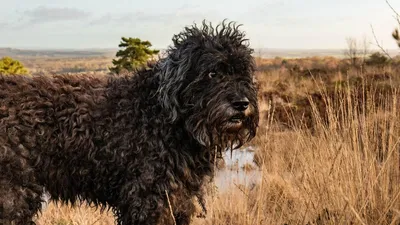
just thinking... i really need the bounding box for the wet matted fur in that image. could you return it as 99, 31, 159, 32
0, 20, 259, 225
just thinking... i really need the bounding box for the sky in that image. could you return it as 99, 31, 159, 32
0, 0, 399, 50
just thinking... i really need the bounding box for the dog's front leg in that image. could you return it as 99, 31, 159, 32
114, 187, 169, 225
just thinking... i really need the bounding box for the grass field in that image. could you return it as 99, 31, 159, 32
23, 56, 400, 225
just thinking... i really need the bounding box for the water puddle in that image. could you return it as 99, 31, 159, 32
214, 146, 261, 191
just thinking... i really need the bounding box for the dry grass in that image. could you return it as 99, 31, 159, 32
30, 59, 400, 224
197, 82, 400, 225
35, 202, 115, 225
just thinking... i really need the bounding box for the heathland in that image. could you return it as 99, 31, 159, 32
3, 50, 399, 225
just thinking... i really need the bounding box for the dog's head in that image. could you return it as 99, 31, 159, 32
157, 20, 259, 150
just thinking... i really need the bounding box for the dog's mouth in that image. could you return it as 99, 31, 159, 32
229, 114, 245, 124
224, 114, 247, 132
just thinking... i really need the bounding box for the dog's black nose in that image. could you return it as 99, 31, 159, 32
232, 97, 249, 111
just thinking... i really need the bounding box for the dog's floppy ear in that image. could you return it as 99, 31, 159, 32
157, 55, 192, 123
157, 23, 204, 123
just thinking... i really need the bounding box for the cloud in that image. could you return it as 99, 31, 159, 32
88, 12, 168, 25
89, 12, 174, 26
86, 0, 245, 29
24, 6, 90, 24
88, 8, 220, 27
0, 22, 8, 29
89, 14, 113, 25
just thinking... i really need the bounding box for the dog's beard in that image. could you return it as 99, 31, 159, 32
185, 101, 257, 151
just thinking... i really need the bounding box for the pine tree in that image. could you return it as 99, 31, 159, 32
393, 28, 400, 48
109, 37, 160, 74
0, 57, 29, 75
387, 0, 400, 47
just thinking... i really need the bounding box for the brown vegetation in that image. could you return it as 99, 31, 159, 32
17, 56, 113, 75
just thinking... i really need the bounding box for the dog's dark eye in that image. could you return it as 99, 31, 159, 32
208, 72, 217, 79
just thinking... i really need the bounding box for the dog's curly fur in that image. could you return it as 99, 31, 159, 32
0, 20, 259, 225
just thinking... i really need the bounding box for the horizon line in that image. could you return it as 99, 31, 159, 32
1, 46, 398, 52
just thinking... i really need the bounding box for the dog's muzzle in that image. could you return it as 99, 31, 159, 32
224, 97, 253, 132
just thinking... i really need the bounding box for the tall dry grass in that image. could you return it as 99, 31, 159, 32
33, 66, 400, 224
35, 203, 115, 225
193, 76, 400, 225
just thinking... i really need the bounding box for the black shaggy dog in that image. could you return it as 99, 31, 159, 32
0, 20, 259, 225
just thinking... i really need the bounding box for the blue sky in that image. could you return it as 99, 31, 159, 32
0, 0, 399, 49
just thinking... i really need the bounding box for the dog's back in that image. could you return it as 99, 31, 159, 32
0, 74, 107, 155
0, 74, 112, 224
